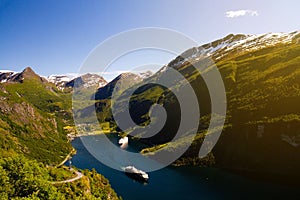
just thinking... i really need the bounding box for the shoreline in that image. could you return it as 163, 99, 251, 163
67, 131, 113, 141
56, 148, 77, 167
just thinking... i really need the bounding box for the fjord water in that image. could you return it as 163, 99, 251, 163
70, 134, 299, 200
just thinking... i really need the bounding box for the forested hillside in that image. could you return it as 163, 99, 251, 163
90, 32, 300, 181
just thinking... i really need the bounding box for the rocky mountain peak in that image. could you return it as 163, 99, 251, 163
94, 72, 144, 100
12, 67, 43, 83
22, 67, 35, 75
66, 73, 107, 89
0, 67, 45, 83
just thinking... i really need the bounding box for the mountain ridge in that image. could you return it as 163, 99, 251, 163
86, 30, 300, 182
94, 72, 151, 100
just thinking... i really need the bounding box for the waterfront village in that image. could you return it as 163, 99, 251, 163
64, 122, 112, 141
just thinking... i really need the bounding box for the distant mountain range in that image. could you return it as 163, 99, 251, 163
0, 68, 153, 92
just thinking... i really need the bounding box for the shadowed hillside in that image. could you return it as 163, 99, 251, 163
91, 31, 300, 182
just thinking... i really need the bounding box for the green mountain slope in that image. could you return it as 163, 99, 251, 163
0, 67, 121, 199
0, 67, 73, 163
213, 36, 300, 179
0, 155, 120, 200
93, 31, 300, 180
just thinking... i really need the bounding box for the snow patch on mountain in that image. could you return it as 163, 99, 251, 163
47, 74, 75, 90
47, 73, 78, 84
80, 74, 107, 88
225, 32, 299, 53
47, 73, 107, 90
168, 31, 300, 68
0, 70, 16, 74
134, 70, 153, 79
0, 70, 17, 83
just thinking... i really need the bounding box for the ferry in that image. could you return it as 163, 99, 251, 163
124, 166, 149, 182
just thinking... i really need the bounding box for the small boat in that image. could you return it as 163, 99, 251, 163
119, 136, 129, 149
118, 136, 128, 145
124, 166, 149, 182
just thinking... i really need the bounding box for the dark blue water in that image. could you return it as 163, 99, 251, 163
69, 135, 300, 200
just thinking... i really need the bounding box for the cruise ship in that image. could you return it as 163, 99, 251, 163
124, 166, 149, 182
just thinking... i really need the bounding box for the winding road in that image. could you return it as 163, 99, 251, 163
51, 168, 83, 184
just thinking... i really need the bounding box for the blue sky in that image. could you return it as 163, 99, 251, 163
0, 0, 299, 80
